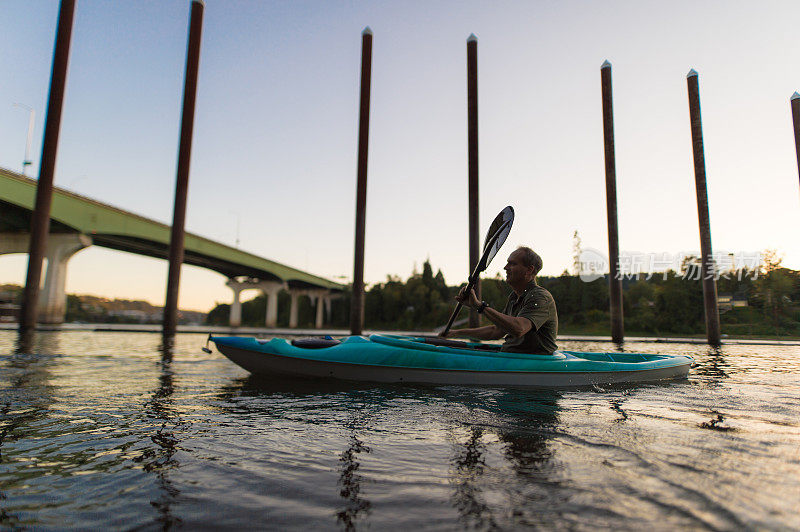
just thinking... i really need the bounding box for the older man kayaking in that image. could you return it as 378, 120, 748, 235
442, 246, 558, 355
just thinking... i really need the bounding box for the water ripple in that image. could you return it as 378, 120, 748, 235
0, 332, 798, 529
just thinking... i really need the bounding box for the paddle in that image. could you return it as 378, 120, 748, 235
440, 206, 514, 336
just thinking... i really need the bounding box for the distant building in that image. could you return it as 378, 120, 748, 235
0, 292, 20, 322
718, 293, 748, 313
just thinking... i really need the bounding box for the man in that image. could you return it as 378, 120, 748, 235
442, 246, 558, 355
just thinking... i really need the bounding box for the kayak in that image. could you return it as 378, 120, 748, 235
208, 334, 693, 387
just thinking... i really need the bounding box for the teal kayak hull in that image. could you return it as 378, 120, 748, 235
209, 334, 693, 387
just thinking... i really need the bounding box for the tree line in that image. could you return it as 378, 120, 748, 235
205, 254, 800, 338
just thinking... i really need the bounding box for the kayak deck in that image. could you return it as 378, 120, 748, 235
209, 334, 693, 388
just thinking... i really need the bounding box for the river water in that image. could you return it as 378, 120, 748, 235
1, 331, 798, 530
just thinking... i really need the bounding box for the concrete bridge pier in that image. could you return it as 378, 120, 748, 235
288, 290, 302, 329
314, 293, 325, 329
0, 232, 92, 324
39, 234, 92, 323
287, 288, 324, 328
324, 296, 332, 324
225, 278, 247, 327
226, 278, 285, 328
308, 290, 331, 329
258, 281, 284, 328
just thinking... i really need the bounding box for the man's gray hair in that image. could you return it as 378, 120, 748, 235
516, 246, 543, 276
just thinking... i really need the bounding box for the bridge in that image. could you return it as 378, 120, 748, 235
0, 167, 344, 327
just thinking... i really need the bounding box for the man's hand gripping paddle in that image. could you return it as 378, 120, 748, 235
441, 206, 514, 336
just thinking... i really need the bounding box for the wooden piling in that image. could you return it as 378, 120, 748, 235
350, 27, 373, 336
163, 0, 204, 337
686, 69, 721, 346
791, 92, 800, 192
600, 60, 624, 344
467, 34, 480, 328
19, 0, 76, 334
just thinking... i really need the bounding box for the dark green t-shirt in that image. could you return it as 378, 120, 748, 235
500, 281, 558, 355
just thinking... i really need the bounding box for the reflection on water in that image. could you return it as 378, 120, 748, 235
610, 396, 629, 422
0, 331, 798, 530
693, 346, 731, 383
1, 333, 60, 529
336, 434, 372, 530
131, 339, 183, 530
14, 328, 35, 357
446, 389, 564, 529
497, 393, 559, 478
450, 426, 499, 530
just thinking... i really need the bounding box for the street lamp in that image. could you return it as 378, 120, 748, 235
13, 103, 35, 175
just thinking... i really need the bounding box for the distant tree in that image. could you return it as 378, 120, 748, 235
653, 271, 704, 334
434, 269, 449, 300
205, 303, 230, 325
753, 250, 795, 329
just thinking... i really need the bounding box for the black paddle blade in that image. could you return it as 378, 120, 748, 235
442, 206, 514, 336
477, 206, 514, 272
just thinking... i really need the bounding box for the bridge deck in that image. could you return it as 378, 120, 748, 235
0, 167, 342, 290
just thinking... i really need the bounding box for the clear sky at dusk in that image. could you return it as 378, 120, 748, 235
1, 0, 799, 311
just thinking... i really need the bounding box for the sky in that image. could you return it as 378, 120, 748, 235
1, 0, 799, 312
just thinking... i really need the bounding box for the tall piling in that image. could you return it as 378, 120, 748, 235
467, 34, 480, 328
350, 27, 373, 335
163, 0, 204, 337
686, 69, 721, 346
19, 0, 76, 335
791, 92, 800, 192
600, 60, 624, 344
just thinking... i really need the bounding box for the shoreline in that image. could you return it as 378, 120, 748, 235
1, 322, 798, 346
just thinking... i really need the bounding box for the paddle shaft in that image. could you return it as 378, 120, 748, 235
441, 277, 477, 336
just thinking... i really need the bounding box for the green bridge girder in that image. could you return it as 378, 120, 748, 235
0, 167, 343, 291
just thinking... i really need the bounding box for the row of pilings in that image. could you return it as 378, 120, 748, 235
601, 64, 723, 345
16, 0, 800, 347
19, 0, 204, 344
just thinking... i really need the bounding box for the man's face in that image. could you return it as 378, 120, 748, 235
504, 250, 532, 285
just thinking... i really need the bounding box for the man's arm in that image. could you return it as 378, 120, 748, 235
451, 286, 533, 338
445, 324, 505, 341
481, 305, 533, 338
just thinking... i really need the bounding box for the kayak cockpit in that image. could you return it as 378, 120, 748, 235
290, 337, 341, 349
369, 334, 569, 360
562, 351, 675, 363
267, 335, 682, 366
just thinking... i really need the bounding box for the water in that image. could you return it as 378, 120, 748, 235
1, 331, 798, 530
